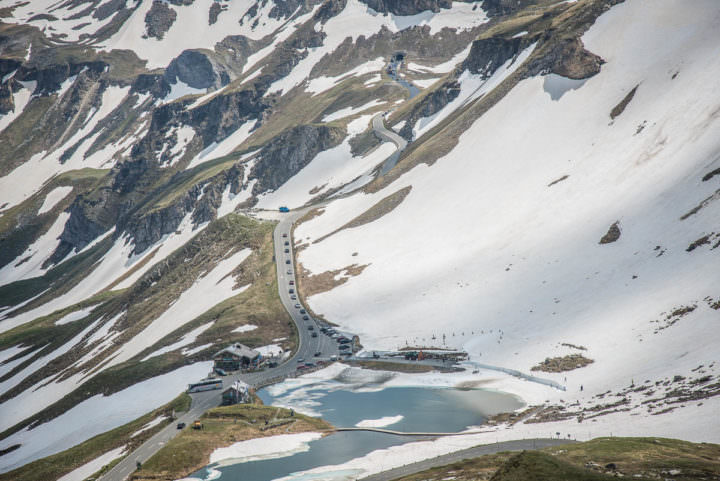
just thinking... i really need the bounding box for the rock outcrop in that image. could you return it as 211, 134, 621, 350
166, 50, 229, 90
251, 124, 345, 195
398, 80, 461, 141
144, 1, 176, 40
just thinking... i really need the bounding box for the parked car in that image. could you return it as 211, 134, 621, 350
339, 344, 350, 351
214, 368, 227, 376
311, 332, 318, 338
284, 241, 289, 246
314, 351, 322, 357
289, 280, 295, 285
339, 338, 351, 344
299, 309, 306, 314
177, 422, 186, 429
302, 315, 309, 320
287, 269, 292, 275
290, 294, 297, 300
295, 304, 301, 308
283, 233, 288, 238
297, 358, 305, 363
285, 260, 291, 264
289, 289, 294, 294
284, 248, 290, 253
307, 324, 314, 330
330, 355, 339, 361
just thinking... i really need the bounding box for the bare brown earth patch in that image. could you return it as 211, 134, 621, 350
314, 186, 411, 244
297, 263, 369, 298
531, 353, 594, 373
610, 84, 638, 119
548, 174, 569, 187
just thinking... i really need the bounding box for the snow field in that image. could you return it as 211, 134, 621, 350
291, 0, 720, 443
100, 0, 293, 69
209, 432, 323, 465
412, 42, 536, 139
37, 186, 73, 215
322, 99, 387, 122
355, 415, 404, 428
0, 81, 34, 135
56, 445, 126, 481
0, 362, 213, 473
268, 0, 489, 97
307, 58, 386, 95
0, 212, 70, 287
0, 213, 209, 335
0, 84, 130, 212
104, 248, 252, 368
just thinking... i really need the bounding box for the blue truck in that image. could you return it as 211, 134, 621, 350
279, 206, 289, 212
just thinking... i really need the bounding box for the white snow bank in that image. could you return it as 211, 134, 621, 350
130, 416, 167, 438
142, 321, 215, 361
322, 99, 386, 122
232, 324, 258, 333
56, 445, 126, 481
413, 42, 536, 139
209, 432, 323, 465
0, 362, 212, 473
413, 77, 441, 89
355, 415, 403, 428
55, 304, 99, 326
38, 186, 73, 215
307, 58, 385, 95
255, 344, 284, 358
0, 212, 70, 287
0, 81, 34, 135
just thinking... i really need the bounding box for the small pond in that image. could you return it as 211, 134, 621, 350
192, 370, 523, 481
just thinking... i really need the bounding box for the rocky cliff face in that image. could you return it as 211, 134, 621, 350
461, 36, 527, 78
398, 80, 461, 141
251, 124, 345, 196
165, 50, 229, 90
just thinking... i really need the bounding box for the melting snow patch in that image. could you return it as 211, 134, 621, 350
209, 432, 323, 465
355, 415, 404, 428
105, 249, 252, 368
130, 416, 167, 438
322, 100, 386, 122
37, 186, 73, 215
0, 212, 70, 287
56, 445, 126, 481
55, 304, 99, 326
142, 321, 215, 361
0, 362, 212, 473
232, 324, 258, 333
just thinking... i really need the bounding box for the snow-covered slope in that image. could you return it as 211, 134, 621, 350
1, 0, 719, 476
293, 0, 720, 440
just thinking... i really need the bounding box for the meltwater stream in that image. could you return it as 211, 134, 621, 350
192, 372, 523, 481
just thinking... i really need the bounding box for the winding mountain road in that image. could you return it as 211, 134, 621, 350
98, 210, 338, 481
372, 113, 408, 175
